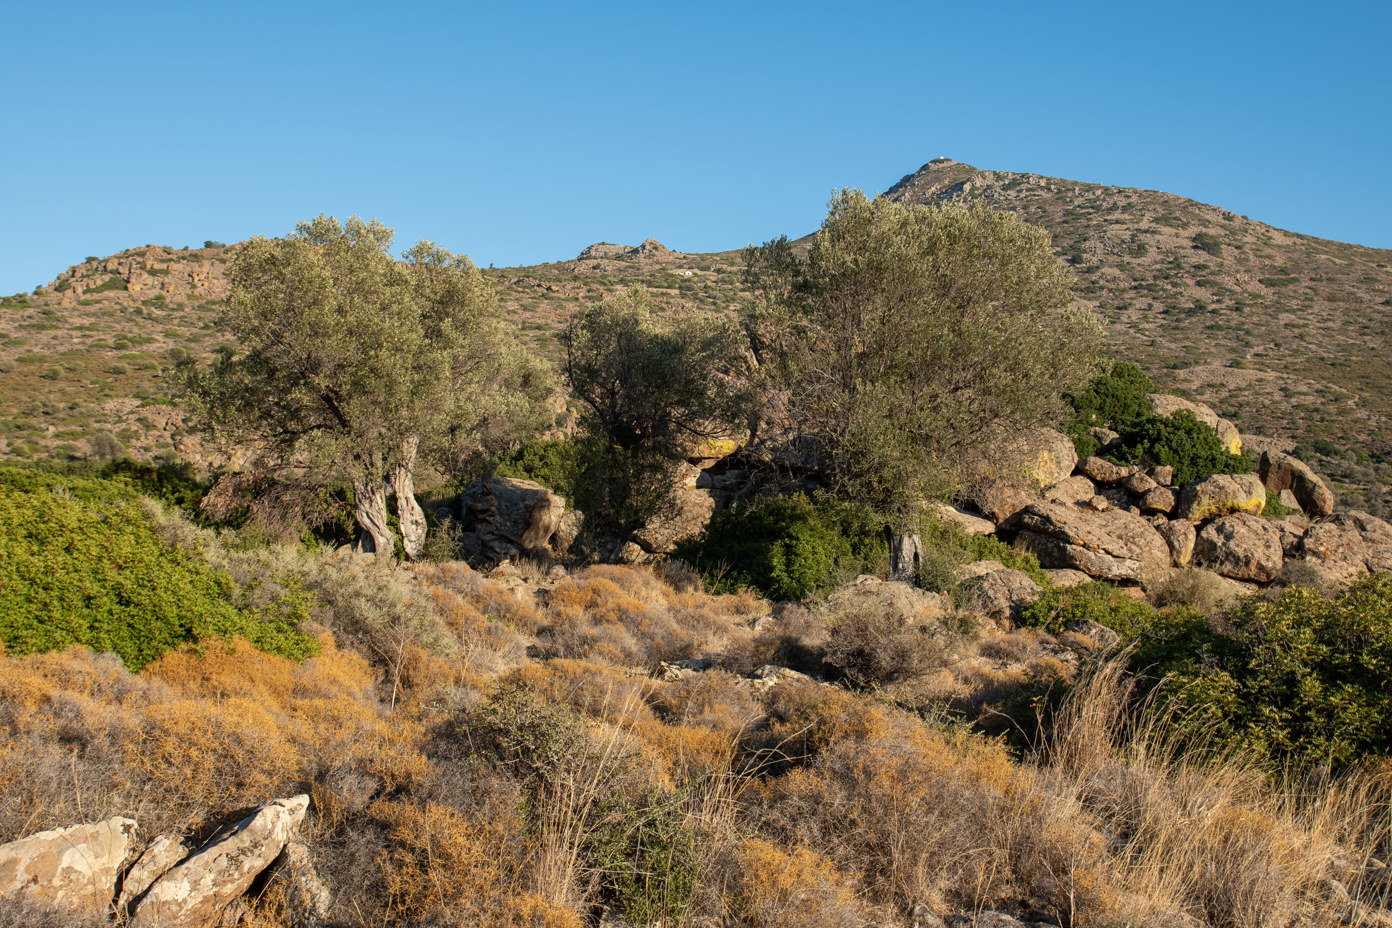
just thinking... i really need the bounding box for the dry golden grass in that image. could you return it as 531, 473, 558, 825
3, 552, 1389, 928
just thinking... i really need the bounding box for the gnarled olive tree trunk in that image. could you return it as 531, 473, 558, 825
390, 435, 428, 561
353, 477, 395, 559
888, 531, 923, 583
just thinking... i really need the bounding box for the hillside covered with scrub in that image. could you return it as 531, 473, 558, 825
2, 182, 1392, 928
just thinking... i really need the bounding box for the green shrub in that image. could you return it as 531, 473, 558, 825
674, 494, 887, 600
1263, 490, 1293, 519
1019, 581, 1157, 638
1115, 410, 1252, 485
1161, 577, 1392, 767
1065, 362, 1155, 431
86, 275, 128, 294
0, 482, 316, 670
492, 436, 581, 502
1192, 232, 1223, 256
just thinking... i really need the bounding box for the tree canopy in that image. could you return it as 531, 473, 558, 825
563, 286, 750, 550
743, 190, 1101, 574
175, 215, 553, 558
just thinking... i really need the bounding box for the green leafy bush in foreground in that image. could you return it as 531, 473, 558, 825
674, 494, 887, 600
0, 480, 316, 670
1162, 577, 1392, 767
1115, 409, 1252, 486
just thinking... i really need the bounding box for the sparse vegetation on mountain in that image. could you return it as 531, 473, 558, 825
172, 215, 553, 560
743, 190, 1101, 576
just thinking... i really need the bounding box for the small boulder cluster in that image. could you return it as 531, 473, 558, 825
0, 796, 326, 928
956, 420, 1389, 593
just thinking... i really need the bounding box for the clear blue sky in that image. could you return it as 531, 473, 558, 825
2, 1, 1389, 295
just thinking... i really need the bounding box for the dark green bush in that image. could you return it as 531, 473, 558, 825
0, 481, 316, 670
674, 494, 886, 600
1160, 577, 1392, 767
1192, 232, 1223, 256
492, 436, 581, 502
1115, 410, 1252, 485
1065, 362, 1155, 432
1019, 581, 1157, 637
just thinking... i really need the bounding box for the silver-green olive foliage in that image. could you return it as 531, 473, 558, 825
175, 215, 553, 559
744, 190, 1101, 534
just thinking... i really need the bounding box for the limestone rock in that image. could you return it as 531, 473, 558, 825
1150, 465, 1175, 487
1006, 427, 1079, 489
1078, 456, 1133, 484
462, 476, 568, 560
1303, 511, 1392, 577
1139, 486, 1177, 515
1045, 568, 1092, 587
1300, 519, 1370, 582
633, 488, 716, 554
1260, 451, 1335, 517
131, 795, 310, 928
1044, 475, 1096, 506
0, 817, 139, 916
966, 479, 1036, 524
1272, 518, 1309, 557
1007, 501, 1170, 581
1195, 513, 1284, 583
119, 834, 194, 909
1175, 473, 1267, 521
931, 502, 996, 536
1149, 393, 1243, 454
1278, 488, 1302, 512
962, 568, 1042, 625
1156, 519, 1197, 567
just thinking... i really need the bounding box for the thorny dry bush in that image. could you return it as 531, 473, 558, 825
2, 554, 1390, 927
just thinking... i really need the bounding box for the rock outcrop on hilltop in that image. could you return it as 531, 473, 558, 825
41, 244, 232, 305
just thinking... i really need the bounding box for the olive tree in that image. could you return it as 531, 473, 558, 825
563, 286, 750, 549
174, 215, 553, 559
743, 190, 1100, 579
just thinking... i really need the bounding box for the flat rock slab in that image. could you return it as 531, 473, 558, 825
0, 817, 139, 917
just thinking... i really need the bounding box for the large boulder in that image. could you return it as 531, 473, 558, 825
461, 476, 568, 560
1006, 501, 1170, 581
961, 567, 1042, 625
966, 479, 1037, 524
1044, 475, 1096, 506
1260, 451, 1335, 517
1175, 473, 1267, 521
1003, 427, 1079, 489
131, 795, 310, 928
1300, 519, 1370, 582
1149, 393, 1243, 454
1302, 511, 1392, 577
1156, 519, 1197, 567
0, 817, 139, 917
633, 488, 716, 555
118, 834, 194, 909
1194, 513, 1284, 583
